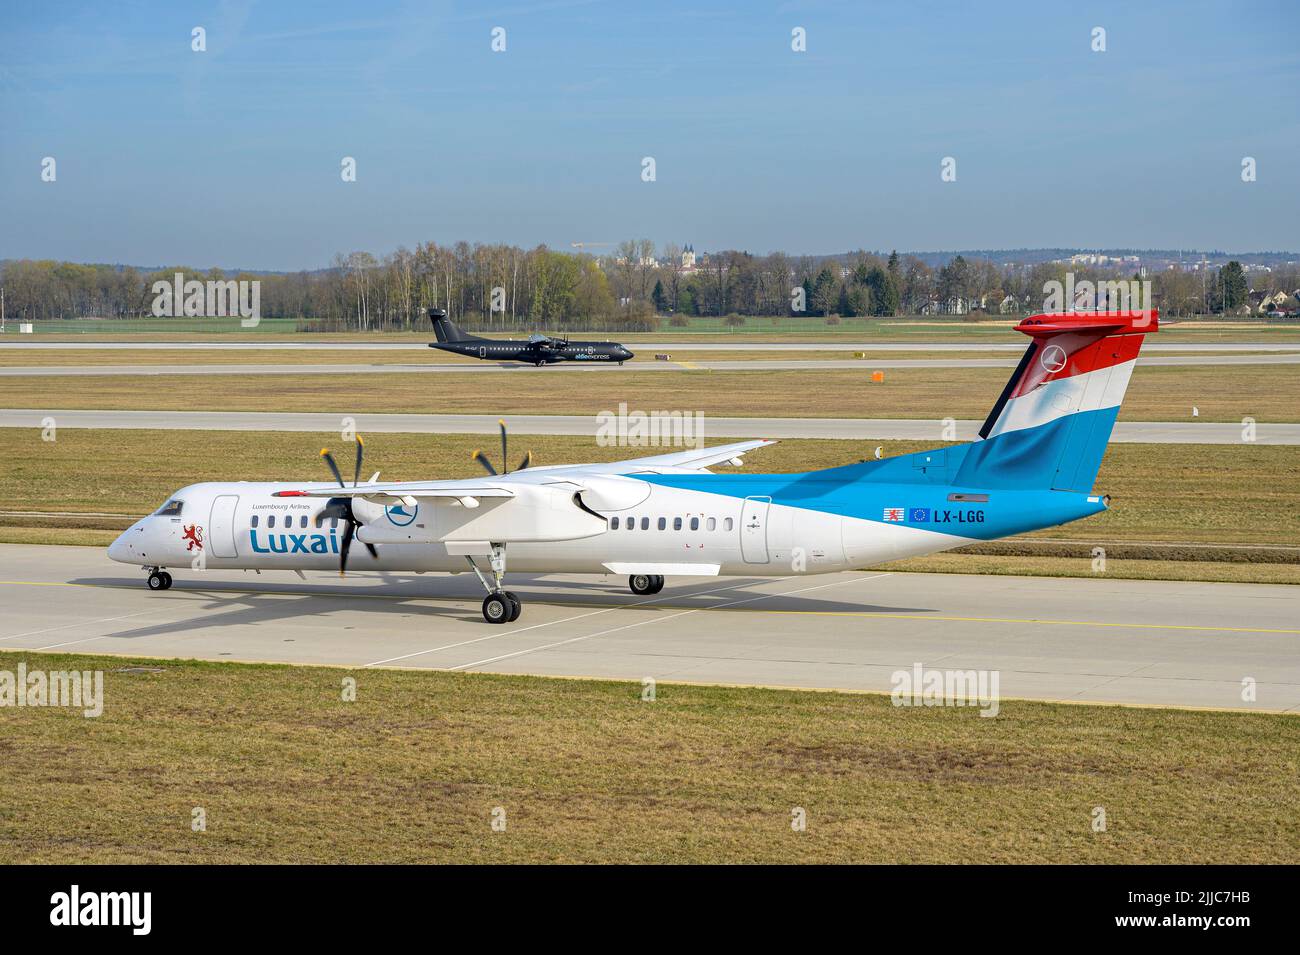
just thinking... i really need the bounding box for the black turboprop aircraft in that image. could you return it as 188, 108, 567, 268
428, 308, 634, 366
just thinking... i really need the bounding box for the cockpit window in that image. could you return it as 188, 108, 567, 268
155, 499, 184, 516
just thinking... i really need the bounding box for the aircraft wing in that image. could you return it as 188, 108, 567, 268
608, 439, 777, 471
275, 480, 604, 541
275, 484, 515, 507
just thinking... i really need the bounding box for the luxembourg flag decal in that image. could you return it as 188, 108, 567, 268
883, 507, 905, 522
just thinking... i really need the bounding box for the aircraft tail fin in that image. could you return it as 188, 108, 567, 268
428, 308, 479, 343
954, 310, 1157, 492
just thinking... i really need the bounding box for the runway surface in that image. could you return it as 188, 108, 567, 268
2, 408, 1296, 443
3, 340, 1298, 352
1, 544, 1296, 712
1, 353, 1297, 376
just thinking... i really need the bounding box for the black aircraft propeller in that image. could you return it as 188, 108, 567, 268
317, 435, 378, 575
473, 419, 533, 476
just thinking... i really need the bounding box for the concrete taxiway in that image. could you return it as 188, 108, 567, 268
0, 544, 1296, 712
1, 409, 1296, 444
2, 353, 1298, 376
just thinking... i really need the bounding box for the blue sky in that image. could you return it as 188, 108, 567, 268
1, 0, 1297, 270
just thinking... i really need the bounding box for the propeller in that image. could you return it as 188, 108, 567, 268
318, 435, 378, 575
473, 419, 533, 477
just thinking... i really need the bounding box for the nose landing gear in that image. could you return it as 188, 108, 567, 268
466, 545, 521, 623
145, 567, 173, 590
628, 574, 664, 596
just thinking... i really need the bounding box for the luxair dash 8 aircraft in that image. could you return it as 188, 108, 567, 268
109, 311, 1157, 624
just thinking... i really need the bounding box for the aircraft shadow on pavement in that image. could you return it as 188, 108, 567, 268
68, 573, 936, 640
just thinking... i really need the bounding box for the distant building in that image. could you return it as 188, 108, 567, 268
681, 244, 696, 269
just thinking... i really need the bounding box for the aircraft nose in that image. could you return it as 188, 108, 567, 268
621, 348, 635, 359
108, 521, 145, 563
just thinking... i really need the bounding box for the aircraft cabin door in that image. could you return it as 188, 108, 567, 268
740, 496, 772, 563
209, 494, 240, 558
479, 345, 487, 359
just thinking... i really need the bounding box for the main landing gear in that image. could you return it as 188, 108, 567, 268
466, 545, 522, 624
628, 574, 664, 596
145, 567, 173, 590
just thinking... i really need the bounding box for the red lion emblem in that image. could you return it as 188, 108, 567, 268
182, 524, 204, 551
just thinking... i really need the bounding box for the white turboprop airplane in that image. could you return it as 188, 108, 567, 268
109, 311, 1157, 624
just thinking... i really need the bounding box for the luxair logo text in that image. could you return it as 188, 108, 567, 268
250, 529, 340, 555
50, 885, 151, 935
151, 272, 261, 328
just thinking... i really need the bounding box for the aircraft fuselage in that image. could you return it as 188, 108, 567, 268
430, 339, 634, 365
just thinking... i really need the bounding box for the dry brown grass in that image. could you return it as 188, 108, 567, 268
1, 430, 1296, 546
0, 363, 1295, 421
1, 649, 1295, 863
2, 347, 1280, 366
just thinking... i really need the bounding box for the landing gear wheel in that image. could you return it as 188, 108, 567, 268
629, 574, 664, 596
503, 591, 522, 621
147, 571, 171, 591
159, 571, 173, 589
482, 592, 512, 624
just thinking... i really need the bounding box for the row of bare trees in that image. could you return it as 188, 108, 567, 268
4, 243, 1297, 328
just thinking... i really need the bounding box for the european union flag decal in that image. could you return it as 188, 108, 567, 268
909, 507, 931, 522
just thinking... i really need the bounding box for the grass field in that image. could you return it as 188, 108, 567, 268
1, 649, 1294, 863
1, 363, 1294, 421
0, 347, 1023, 366
11, 314, 1300, 343
1, 430, 1297, 550
0, 347, 1285, 366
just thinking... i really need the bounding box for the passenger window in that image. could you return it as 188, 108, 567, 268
627, 519, 634, 531
251, 515, 259, 528
611, 516, 619, 529
673, 517, 682, 531
314, 515, 323, 528
155, 499, 184, 516
690, 517, 699, 531
724, 518, 733, 531
707, 517, 716, 531
657, 517, 666, 530
331, 517, 338, 529
268, 515, 276, 528
300, 515, 308, 528
641, 517, 649, 530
